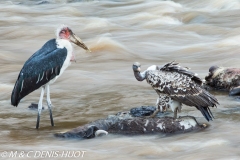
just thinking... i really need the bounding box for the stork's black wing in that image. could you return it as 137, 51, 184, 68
11, 39, 67, 106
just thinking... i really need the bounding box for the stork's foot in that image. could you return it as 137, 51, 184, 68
49, 108, 54, 127
47, 102, 54, 127
36, 112, 40, 129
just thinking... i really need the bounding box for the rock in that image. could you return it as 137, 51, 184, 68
130, 106, 156, 117
28, 103, 45, 110
130, 106, 170, 117
55, 106, 207, 139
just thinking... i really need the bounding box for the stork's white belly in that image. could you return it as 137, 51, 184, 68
48, 39, 73, 85
49, 56, 71, 84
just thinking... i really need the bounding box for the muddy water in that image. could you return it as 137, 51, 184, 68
0, 0, 240, 159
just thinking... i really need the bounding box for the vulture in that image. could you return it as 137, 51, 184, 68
132, 61, 219, 121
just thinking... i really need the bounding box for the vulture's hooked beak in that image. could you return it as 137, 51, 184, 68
137, 67, 141, 72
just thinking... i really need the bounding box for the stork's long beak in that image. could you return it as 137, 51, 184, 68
70, 33, 91, 52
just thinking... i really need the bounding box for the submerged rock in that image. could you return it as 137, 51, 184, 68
28, 103, 45, 110
55, 106, 207, 139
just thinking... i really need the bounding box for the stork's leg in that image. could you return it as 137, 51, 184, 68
36, 87, 45, 129
46, 84, 54, 127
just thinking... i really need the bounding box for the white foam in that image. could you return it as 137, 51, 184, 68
88, 36, 127, 52
216, 36, 240, 47
186, 0, 240, 11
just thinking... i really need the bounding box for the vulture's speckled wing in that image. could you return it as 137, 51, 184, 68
146, 62, 218, 121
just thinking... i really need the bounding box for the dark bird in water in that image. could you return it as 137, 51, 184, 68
132, 61, 219, 121
205, 66, 240, 96
11, 25, 91, 129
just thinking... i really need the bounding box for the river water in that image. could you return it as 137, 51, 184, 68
0, 0, 240, 159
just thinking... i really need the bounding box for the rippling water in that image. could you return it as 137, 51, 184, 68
1, 0, 240, 159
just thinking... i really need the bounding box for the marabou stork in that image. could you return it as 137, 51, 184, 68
11, 25, 90, 129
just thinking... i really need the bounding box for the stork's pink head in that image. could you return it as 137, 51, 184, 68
56, 25, 73, 40
59, 27, 72, 40
56, 24, 91, 52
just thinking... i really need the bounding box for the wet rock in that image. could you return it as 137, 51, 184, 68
28, 103, 45, 110
229, 86, 240, 96
130, 106, 170, 117
55, 107, 207, 139
221, 107, 240, 114
130, 106, 156, 117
